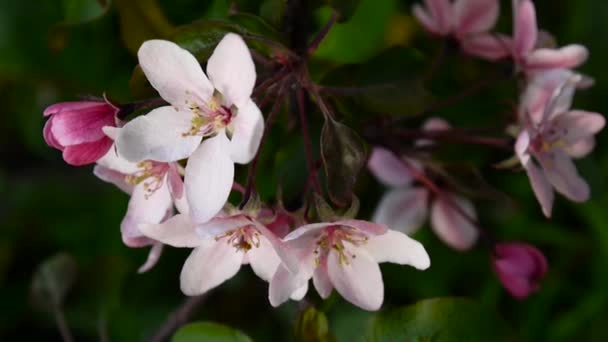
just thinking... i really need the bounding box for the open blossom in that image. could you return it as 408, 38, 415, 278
368, 119, 479, 251
115, 33, 263, 224
516, 70, 605, 217
269, 219, 429, 311
509, 0, 588, 74
492, 242, 548, 299
412, 0, 510, 60
43, 100, 119, 166
139, 206, 297, 296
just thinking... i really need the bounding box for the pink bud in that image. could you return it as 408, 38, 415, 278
43, 100, 118, 166
492, 242, 548, 299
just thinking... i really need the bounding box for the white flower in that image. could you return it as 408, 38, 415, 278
115, 33, 264, 224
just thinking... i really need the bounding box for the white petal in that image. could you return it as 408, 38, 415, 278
229, 99, 264, 164
313, 260, 333, 299
138, 40, 213, 107
97, 145, 139, 174
93, 165, 133, 195
364, 230, 430, 269
121, 182, 173, 247
290, 283, 309, 301
116, 106, 202, 162
372, 187, 429, 234
196, 216, 252, 238
327, 243, 384, 311
180, 240, 244, 295
248, 236, 281, 282
185, 132, 234, 223
139, 213, 201, 248
430, 194, 479, 251
207, 33, 256, 108
137, 243, 164, 273
269, 264, 310, 307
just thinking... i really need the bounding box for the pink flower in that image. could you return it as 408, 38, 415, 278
516, 70, 605, 217
139, 207, 298, 296
492, 242, 548, 299
412, 0, 510, 60
43, 100, 118, 166
269, 220, 429, 311
509, 0, 588, 74
368, 119, 479, 251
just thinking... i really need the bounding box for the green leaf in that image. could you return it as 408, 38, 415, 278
293, 307, 335, 342
114, 0, 174, 55
171, 322, 252, 342
368, 297, 515, 342
324, 0, 361, 22
30, 253, 77, 312
62, 0, 111, 24
321, 117, 366, 206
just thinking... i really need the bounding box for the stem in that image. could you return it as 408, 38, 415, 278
394, 129, 512, 150
297, 87, 322, 194
424, 39, 447, 82
306, 83, 334, 120
307, 10, 338, 56
151, 295, 206, 342
241, 85, 288, 207
254, 67, 290, 95
54, 308, 74, 342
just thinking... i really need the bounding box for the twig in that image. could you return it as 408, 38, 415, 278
307, 10, 338, 56
54, 308, 74, 342
296, 87, 322, 194
150, 295, 207, 342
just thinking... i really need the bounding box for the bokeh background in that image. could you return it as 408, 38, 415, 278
2, 0, 608, 340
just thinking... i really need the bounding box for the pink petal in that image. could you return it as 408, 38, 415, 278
430, 193, 478, 251
515, 130, 531, 166
139, 213, 200, 248
567, 137, 595, 159
313, 258, 333, 299
62, 137, 113, 166
513, 0, 538, 58
525, 161, 554, 217
180, 240, 244, 295
137, 243, 164, 273
453, 0, 499, 35
525, 45, 589, 71
269, 263, 310, 307
44, 101, 112, 117
93, 165, 133, 195
51, 105, 115, 146
167, 163, 184, 199
460, 33, 512, 61
372, 187, 429, 234
254, 221, 300, 274
327, 243, 384, 311
412, 4, 443, 35
367, 147, 412, 187
424, 0, 453, 34
43, 118, 64, 150
363, 230, 430, 269
538, 151, 590, 202
553, 110, 605, 145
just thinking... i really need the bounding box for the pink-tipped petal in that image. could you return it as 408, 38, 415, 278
430, 193, 479, 251
364, 230, 430, 269
51, 106, 116, 146
372, 187, 429, 234
453, 0, 499, 35
180, 240, 244, 295
327, 243, 384, 311
368, 147, 412, 187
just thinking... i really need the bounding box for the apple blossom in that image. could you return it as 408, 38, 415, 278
43, 100, 119, 166
138, 206, 298, 296
515, 70, 605, 217
412, 0, 510, 60
492, 242, 548, 299
115, 33, 264, 224
368, 119, 479, 251
269, 219, 430, 311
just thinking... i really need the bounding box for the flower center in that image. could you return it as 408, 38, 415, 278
215, 225, 260, 253
182, 94, 234, 137
314, 226, 368, 266
125, 161, 170, 198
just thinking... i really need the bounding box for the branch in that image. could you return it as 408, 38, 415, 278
150, 295, 207, 342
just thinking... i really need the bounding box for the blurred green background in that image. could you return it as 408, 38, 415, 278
2, 0, 608, 340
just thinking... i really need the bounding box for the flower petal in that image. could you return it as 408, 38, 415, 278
185, 131, 234, 223
116, 106, 202, 163
460, 33, 512, 61
196, 215, 252, 238
424, 0, 452, 34
313, 259, 333, 299
139, 213, 201, 248
367, 147, 412, 187
513, 0, 537, 58
51, 105, 115, 145
93, 165, 133, 195
364, 230, 430, 269
137, 243, 164, 273
515, 130, 531, 166
327, 243, 384, 311
567, 137, 595, 159
96, 144, 140, 174
538, 151, 590, 202
453, 0, 499, 35
269, 263, 309, 307
554, 110, 605, 145
412, 4, 442, 35
43, 118, 64, 150
372, 187, 429, 234
247, 235, 281, 282
525, 161, 554, 217
430, 193, 479, 251
229, 99, 264, 164
138, 40, 213, 107
525, 45, 589, 71
336, 219, 388, 236
121, 182, 173, 247
62, 137, 113, 166
207, 33, 256, 108
254, 221, 300, 274
180, 241, 244, 295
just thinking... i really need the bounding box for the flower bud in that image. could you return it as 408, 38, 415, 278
492, 242, 548, 299
43, 100, 118, 166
